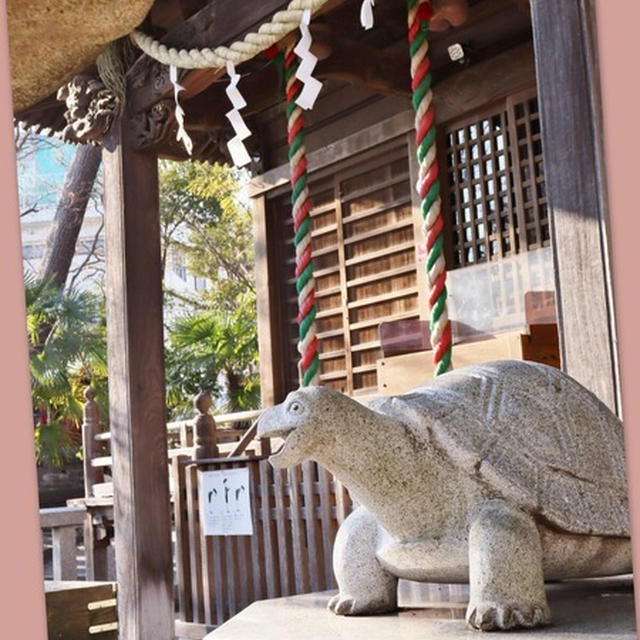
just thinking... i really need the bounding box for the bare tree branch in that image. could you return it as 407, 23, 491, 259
68, 218, 105, 290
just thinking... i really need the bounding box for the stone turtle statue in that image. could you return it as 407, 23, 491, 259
257, 360, 631, 631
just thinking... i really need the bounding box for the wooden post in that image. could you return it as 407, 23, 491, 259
530, 0, 620, 412
81, 386, 102, 497
84, 512, 109, 581
193, 392, 218, 459
51, 526, 77, 581
103, 114, 174, 639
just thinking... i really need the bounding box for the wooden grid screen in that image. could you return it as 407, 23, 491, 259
267, 138, 419, 397
442, 87, 549, 269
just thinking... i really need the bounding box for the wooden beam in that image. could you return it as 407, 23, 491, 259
181, 37, 410, 135
314, 31, 410, 97
530, 0, 619, 411
129, 0, 295, 114
102, 111, 174, 638
249, 42, 536, 197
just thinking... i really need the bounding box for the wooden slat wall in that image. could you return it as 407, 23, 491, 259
174, 456, 352, 628
268, 138, 419, 396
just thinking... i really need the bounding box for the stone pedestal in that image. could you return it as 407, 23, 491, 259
204, 578, 635, 640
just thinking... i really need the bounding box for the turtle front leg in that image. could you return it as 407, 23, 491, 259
466, 500, 551, 631
329, 505, 398, 615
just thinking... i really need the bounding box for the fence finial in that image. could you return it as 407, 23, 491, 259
82, 385, 102, 496
193, 392, 218, 459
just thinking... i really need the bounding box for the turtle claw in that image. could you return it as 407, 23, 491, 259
328, 594, 356, 615
466, 601, 551, 631
328, 593, 397, 616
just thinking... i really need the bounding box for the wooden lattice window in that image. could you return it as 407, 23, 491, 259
267, 138, 419, 397
442, 87, 548, 269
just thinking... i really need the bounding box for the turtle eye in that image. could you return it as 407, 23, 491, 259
288, 401, 303, 414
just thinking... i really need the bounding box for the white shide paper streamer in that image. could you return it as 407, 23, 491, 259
169, 65, 194, 155
360, 0, 375, 30
293, 9, 323, 110
225, 61, 252, 167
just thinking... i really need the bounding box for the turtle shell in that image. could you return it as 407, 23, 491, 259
367, 360, 629, 537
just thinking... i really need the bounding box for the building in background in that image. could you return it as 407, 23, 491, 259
17, 132, 208, 317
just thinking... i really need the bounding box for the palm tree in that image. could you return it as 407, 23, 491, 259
25, 275, 107, 467
165, 300, 259, 419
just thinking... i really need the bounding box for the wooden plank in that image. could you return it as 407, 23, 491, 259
287, 465, 310, 594
83, 511, 108, 581
248, 463, 265, 602
185, 466, 204, 624
377, 332, 525, 394
45, 582, 117, 640
253, 195, 279, 408
347, 287, 417, 310
259, 461, 278, 597
331, 178, 354, 394
521, 323, 561, 369
172, 457, 193, 623
334, 477, 351, 524
51, 526, 77, 581
317, 467, 335, 589
273, 466, 291, 596
40, 506, 86, 528
200, 489, 216, 626
301, 461, 321, 592
235, 527, 251, 613
223, 504, 237, 619
343, 218, 414, 247
530, 0, 618, 412
103, 116, 173, 640
249, 112, 414, 197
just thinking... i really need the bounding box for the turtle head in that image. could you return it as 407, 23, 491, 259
257, 386, 345, 469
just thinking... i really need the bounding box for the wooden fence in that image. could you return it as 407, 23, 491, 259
172, 453, 352, 633
40, 506, 86, 581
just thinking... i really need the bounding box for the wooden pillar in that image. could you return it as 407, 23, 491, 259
530, 0, 620, 412
103, 116, 174, 639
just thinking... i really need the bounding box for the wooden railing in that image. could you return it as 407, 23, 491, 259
81, 388, 262, 500
172, 448, 353, 637
40, 505, 86, 580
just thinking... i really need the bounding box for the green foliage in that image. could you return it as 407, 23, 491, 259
165, 301, 260, 417
159, 160, 255, 311
26, 159, 260, 465
159, 160, 260, 417
26, 275, 107, 467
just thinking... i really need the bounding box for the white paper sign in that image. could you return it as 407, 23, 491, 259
199, 468, 253, 536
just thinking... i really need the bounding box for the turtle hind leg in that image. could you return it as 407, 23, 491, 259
329, 505, 398, 615
466, 499, 551, 631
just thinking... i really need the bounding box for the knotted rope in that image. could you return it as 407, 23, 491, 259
408, 0, 452, 375
130, 0, 330, 69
